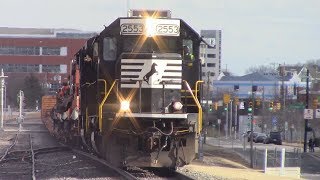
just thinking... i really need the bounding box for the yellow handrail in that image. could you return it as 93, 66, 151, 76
98, 79, 118, 132
98, 79, 107, 95
183, 80, 202, 134
195, 80, 204, 100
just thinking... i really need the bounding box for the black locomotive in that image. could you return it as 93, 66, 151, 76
51, 10, 204, 169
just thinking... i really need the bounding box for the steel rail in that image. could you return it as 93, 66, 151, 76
0, 132, 20, 162
30, 134, 36, 180
70, 148, 138, 180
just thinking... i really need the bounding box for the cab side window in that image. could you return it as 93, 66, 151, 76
182, 39, 194, 61
103, 37, 117, 61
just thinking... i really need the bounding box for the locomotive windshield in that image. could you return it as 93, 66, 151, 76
122, 37, 178, 53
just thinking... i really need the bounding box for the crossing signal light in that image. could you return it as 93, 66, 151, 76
209, 104, 213, 112
276, 102, 281, 110
248, 101, 253, 112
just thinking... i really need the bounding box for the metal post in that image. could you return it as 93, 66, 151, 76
250, 91, 255, 168
218, 121, 221, 146
198, 134, 203, 160
304, 69, 309, 152
234, 104, 238, 139
230, 100, 233, 139
225, 104, 228, 139
264, 148, 268, 173
281, 148, 285, 175
0, 69, 8, 130
204, 71, 210, 144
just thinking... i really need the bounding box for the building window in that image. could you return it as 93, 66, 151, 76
42, 47, 61, 56
207, 63, 216, 67
202, 72, 206, 76
202, 63, 206, 67
0, 64, 40, 72
200, 44, 206, 48
207, 54, 216, 58
42, 65, 60, 73
0, 46, 40, 55
210, 72, 215, 76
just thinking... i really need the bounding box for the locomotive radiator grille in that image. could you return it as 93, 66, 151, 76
120, 59, 182, 89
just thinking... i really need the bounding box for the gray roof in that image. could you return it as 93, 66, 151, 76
220, 72, 279, 81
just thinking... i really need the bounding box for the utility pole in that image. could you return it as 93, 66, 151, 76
230, 99, 233, 138
304, 69, 310, 153
250, 85, 256, 168
0, 69, 8, 130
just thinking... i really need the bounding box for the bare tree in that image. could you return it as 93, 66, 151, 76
245, 64, 278, 74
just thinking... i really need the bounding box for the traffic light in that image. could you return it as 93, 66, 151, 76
255, 99, 261, 107
209, 104, 213, 112
269, 101, 273, 111
248, 101, 253, 112
313, 98, 318, 109
252, 85, 258, 92
276, 102, 281, 110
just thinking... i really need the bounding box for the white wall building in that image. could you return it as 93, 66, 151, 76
200, 30, 222, 84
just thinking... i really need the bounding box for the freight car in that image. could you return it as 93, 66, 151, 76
49, 10, 205, 169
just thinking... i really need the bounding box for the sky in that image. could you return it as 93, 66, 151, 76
1, 0, 320, 75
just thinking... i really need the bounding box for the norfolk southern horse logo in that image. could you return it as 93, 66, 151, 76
143, 63, 158, 84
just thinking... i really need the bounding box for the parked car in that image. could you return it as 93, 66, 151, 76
247, 132, 259, 142
264, 131, 282, 145
254, 133, 267, 143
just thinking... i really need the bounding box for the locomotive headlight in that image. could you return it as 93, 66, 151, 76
120, 100, 130, 111
146, 17, 156, 37
173, 101, 183, 111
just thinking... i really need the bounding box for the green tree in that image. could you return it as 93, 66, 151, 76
22, 74, 43, 109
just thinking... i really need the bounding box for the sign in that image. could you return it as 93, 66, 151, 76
316, 109, 320, 118
239, 101, 245, 109
120, 19, 180, 36
223, 94, 230, 104
304, 109, 313, 119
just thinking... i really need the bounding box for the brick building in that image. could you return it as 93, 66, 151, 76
0, 27, 95, 93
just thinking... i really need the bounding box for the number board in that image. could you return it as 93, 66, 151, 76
120, 19, 180, 36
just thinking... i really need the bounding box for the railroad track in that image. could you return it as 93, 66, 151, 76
2, 120, 192, 179
63, 143, 193, 179
0, 131, 37, 179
